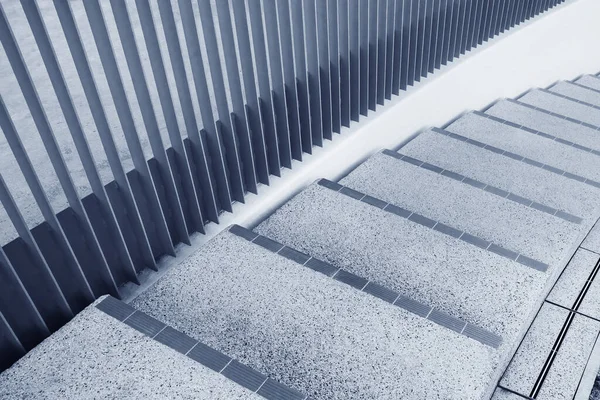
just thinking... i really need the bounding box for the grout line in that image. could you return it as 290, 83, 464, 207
121, 309, 137, 323
381, 150, 583, 224
544, 300, 600, 324
496, 384, 535, 400
184, 341, 199, 356
218, 359, 233, 374
228, 225, 502, 348
254, 377, 269, 393
151, 325, 167, 339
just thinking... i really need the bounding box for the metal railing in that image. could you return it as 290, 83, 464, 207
0, 0, 564, 370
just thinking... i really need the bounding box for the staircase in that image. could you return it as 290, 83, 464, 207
3, 74, 600, 399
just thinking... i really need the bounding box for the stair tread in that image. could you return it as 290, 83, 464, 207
446, 112, 600, 183
255, 183, 546, 342
519, 89, 600, 127
400, 129, 599, 218
486, 99, 600, 153
131, 230, 496, 400
340, 151, 578, 266
549, 81, 600, 107
0, 300, 259, 400
575, 75, 600, 92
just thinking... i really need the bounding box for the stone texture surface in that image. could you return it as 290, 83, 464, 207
500, 303, 569, 395
537, 314, 600, 400
132, 231, 496, 400
549, 81, 600, 107
519, 89, 600, 127
583, 222, 600, 254
576, 75, 600, 91
485, 100, 600, 150
400, 129, 600, 219
0, 300, 259, 400
447, 112, 600, 182
255, 183, 545, 344
491, 387, 526, 399
340, 151, 577, 266
547, 249, 599, 310
486, 99, 600, 152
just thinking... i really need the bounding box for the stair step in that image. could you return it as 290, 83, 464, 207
340, 151, 578, 267
131, 229, 497, 399
399, 129, 600, 218
549, 81, 600, 107
0, 297, 262, 400
500, 302, 569, 396
485, 99, 600, 154
445, 111, 600, 184
575, 75, 600, 91
518, 88, 600, 128
255, 182, 546, 344
583, 222, 600, 254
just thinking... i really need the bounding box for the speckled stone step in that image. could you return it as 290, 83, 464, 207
399, 129, 600, 219
0, 297, 262, 400
444, 111, 600, 185
549, 81, 600, 108
518, 88, 600, 127
485, 99, 600, 154
575, 75, 600, 92
339, 151, 579, 267
255, 182, 546, 347
131, 230, 498, 400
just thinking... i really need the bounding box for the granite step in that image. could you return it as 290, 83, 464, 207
518, 88, 600, 128
254, 181, 546, 346
574, 75, 600, 92
548, 81, 600, 108
399, 129, 600, 219
485, 99, 600, 154
339, 151, 579, 267
0, 296, 264, 400
131, 229, 498, 400
444, 111, 600, 185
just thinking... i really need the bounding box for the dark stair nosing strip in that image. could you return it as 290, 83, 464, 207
317, 178, 550, 272
380, 149, 583, 224
541, 87, 600, 112
96, 296, 306, 400
472, 110, 600, 157
229, 225, 503, 348
569, 81, 600, 96
431, 127, 600, 193
508, 98, 600, 131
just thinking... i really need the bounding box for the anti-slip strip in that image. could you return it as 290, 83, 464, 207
96, 296, 306, 400
381, 149, 583, 224
431, 126, 600, 193
509, 98, 600, 132
472, 110, 600, 157
317, 178, 549, 272
228, 225, 503, 348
